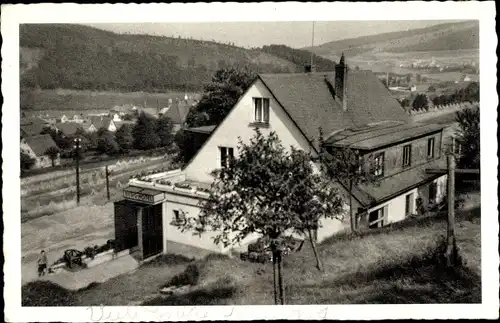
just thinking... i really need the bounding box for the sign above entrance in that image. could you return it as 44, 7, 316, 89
123, 186, 165, 205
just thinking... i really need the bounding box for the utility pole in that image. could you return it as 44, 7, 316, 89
73, 137, 82, 204
310, 21, 315, 70
105, 165, 111, 201
446, 153, 456, 267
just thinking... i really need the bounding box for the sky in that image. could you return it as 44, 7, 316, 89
86, 20, 464, 49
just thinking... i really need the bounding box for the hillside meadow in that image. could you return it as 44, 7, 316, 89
22, 199, 481, 306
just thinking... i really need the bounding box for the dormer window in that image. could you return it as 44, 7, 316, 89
254, 98, 270, 124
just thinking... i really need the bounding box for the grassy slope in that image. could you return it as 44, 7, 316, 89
307, 21, 479, 58
19, 24, 299, 93
22, 203, 481, 306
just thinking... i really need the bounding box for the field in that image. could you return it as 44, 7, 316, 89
21, 155, 175, 222
22, 193, 481, 306
20, 89, 201, 112
341, 49, 479, 75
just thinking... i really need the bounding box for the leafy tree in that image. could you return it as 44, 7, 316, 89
115, 124, 134, 151
97, 129, 120, 155
44, 146, 60, 167
41, 128, 71, 150
428, 85, 436, 92
176, 129, 343, 303
319, 131, 376, 233
185, 68, 257, 127
173, 129, 209, 165
132, 111, 160, 150
156, 117, 174, 148
455, 107, 480, 169
412, 93, 429, 111
21, 152, 36, 172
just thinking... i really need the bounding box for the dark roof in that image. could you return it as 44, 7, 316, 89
185, 125, 216, 134
161, 100, 193, 124
23, 134, 58, 156
20, 117, 49, 137
55, 122, 83, 135
21, 117, 48, 126
258, 69, 410, 149
326, 122, 445, 150
90, 116, 113, 130
347, 157, 447, 207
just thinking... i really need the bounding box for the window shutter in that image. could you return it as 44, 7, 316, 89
254, 98, 262, 122
263, 99, 270, 123
220, 147, 227, 168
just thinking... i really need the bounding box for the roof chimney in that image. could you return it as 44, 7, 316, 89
335, 53, 348, 111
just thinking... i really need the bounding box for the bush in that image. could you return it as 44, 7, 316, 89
22, 281, 75, 306
21, 152, 36, 172
164, 263, 201, 287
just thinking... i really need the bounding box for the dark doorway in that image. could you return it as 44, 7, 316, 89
142, 203, 163, 259
114, 200, 139, 253
429, 182, 437, 204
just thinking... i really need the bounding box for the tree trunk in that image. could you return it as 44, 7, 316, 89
277, 250, 285, 305
272, 250, 278, 305
308, 228, 323, 271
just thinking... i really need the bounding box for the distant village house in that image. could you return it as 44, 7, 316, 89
20, 134, 60, 168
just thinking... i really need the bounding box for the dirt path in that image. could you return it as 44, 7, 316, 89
21, 203, 115, 284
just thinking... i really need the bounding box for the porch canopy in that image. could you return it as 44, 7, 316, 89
123, 186, 165, 205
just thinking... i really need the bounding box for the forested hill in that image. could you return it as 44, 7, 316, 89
19, 24, 300, 92
260, 45, 337, 71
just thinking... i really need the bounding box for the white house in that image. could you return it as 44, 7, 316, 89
88, 116, 117, 132
20, 134, 60, 168
114, 55, 448, 261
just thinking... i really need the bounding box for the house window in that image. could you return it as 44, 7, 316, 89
373, 152, 385, 177
427, 137, 435, 158
405, 193, 414, 216
402, 144, 412, 168
171, 210, 186, 226
254, 98, 270, 123
219, 146, 234, 168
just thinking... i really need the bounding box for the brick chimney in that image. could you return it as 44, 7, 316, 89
335, 53, 348, 111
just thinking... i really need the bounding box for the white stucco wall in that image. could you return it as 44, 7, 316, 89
184, 79, 316, 184
161, 192, 261, 254
434, 174, 448, 204
368, 187, 419, 225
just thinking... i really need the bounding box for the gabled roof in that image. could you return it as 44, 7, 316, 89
20, 117, 49, 137
23, 134, 58, 156
161, 100, 193, 124
326, 122, 445, 150
90, 116, 114, 130
55, 122, 83, 135
258, 70, 410, 149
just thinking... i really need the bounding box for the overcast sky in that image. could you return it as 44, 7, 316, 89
86, 20, 464, 49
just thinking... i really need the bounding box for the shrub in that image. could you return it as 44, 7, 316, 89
22, 281, 75, 306
164, 263, 201, 287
